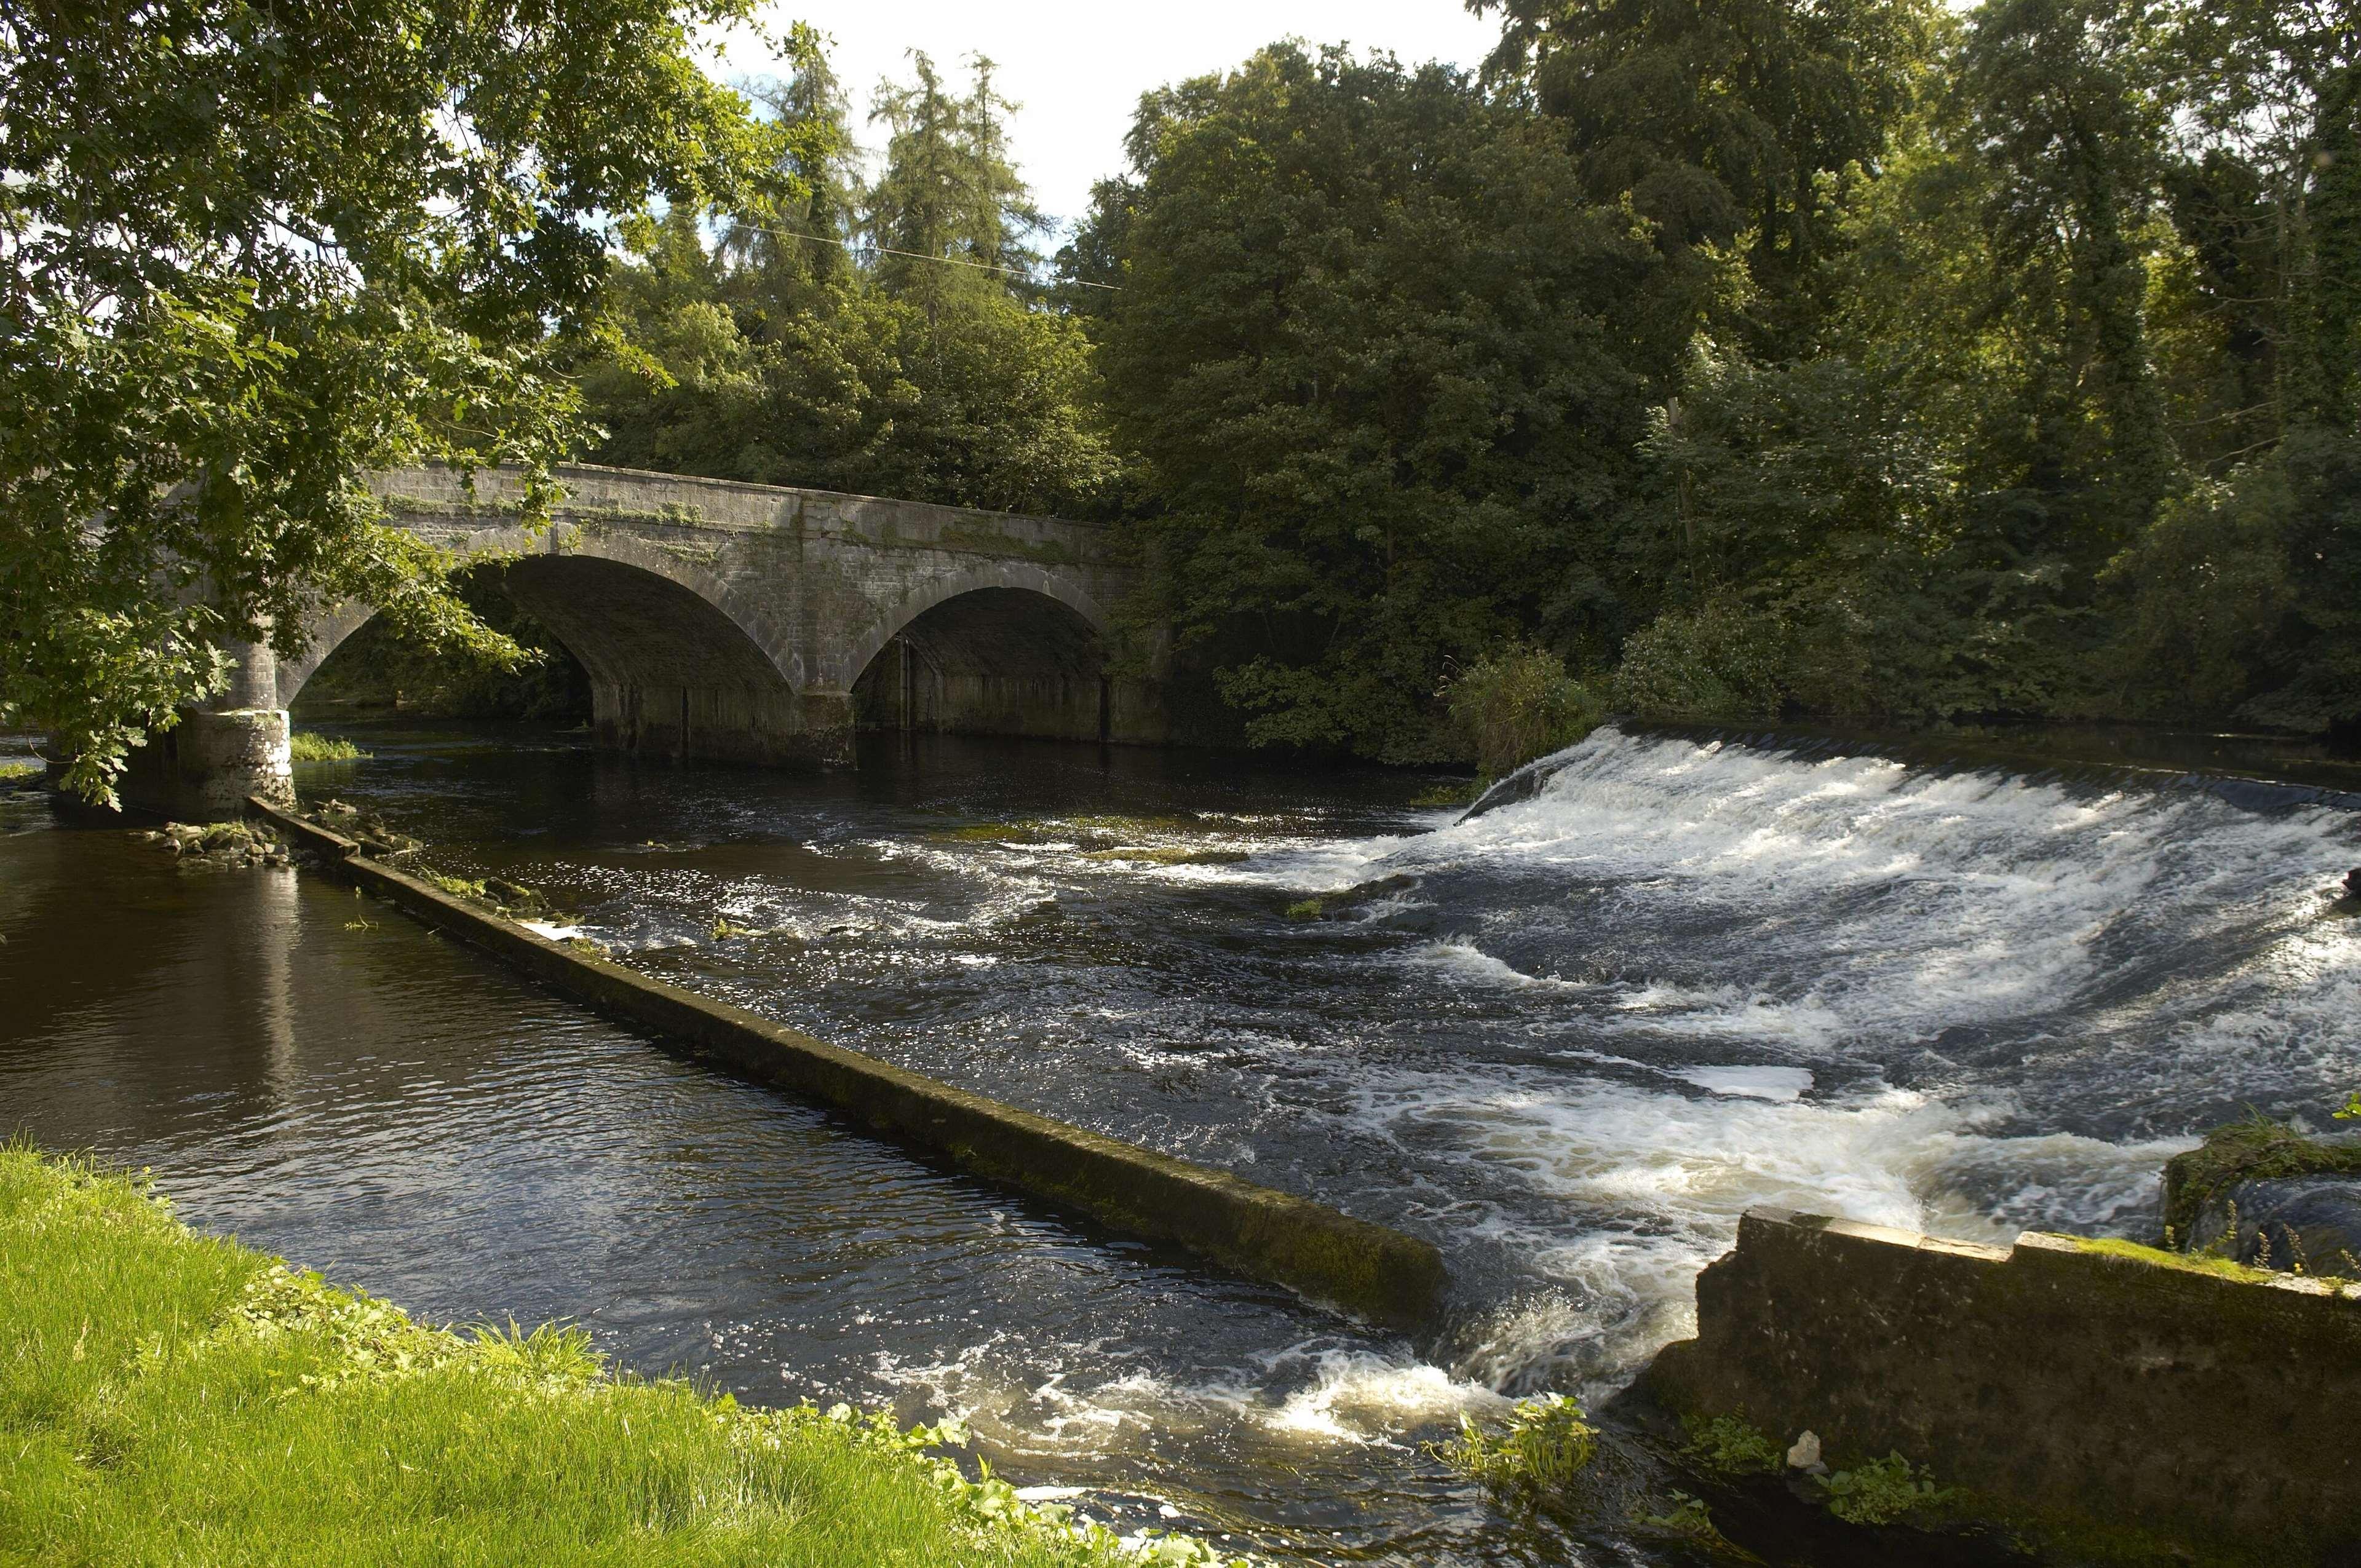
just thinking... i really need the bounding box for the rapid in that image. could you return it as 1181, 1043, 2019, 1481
5, 723, 2356, 1564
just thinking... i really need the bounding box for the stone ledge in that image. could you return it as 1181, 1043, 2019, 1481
1646, 1205, 2361, 1565
249, 798, 1447, 1337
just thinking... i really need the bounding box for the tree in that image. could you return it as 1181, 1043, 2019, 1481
0, 0, 787, 803
720, 49, 865, 317
1958, 0, 2182, 555
2162, 0, 2361, 431
865, 52, 1043, 318
577, 42, 1113, 517
1475, 0, 1936, 344
1088, 44, 1679, 761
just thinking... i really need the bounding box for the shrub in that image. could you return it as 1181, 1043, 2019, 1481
1609, 603, 1784, 722
1443, 644, 1605, 780
1433, 1393, 1598, 1492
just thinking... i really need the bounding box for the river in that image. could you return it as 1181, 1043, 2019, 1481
4, 723, 2357, 1564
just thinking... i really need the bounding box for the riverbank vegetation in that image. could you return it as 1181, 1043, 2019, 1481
7, 0, 2355, 791
288, 732, 368, 763
572, 0, 2360, 770
0, 1144, 1227, 1566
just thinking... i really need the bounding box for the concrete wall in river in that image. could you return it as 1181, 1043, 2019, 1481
1646, 1206, 2361, 1564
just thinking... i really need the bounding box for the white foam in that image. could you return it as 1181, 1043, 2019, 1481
1405, 937, 1589, 990
1675, 1065, 1814, 1101
1373, 728, 2361, 1065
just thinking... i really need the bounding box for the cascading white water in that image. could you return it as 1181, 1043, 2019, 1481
1179, 726, 2361, 1393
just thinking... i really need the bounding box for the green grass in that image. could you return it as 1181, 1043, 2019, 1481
0, 1144, 1229, 1567
289, 731, 368, 762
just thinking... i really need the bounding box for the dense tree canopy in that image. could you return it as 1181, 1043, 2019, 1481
12, 0, 2357, 786
0, 0, 789, 801
573, 50, 1112, 515
1066, 0, 2360, 759
1078, 44, 1681, 759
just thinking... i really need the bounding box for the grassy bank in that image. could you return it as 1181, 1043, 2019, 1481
0, 1145, 1227, 1566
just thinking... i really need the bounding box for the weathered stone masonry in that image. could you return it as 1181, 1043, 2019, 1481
119, 463, 1164, 814
1646, 1206, 2361, 1565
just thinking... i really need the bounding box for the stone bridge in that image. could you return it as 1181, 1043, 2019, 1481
300, 462, 1162, 761
122, 463, 1165, 815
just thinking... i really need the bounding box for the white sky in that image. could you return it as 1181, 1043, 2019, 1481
718, 2, 1504, 237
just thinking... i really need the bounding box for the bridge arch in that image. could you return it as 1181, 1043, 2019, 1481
283, 529, 835, 765
849, 567, 1114, 742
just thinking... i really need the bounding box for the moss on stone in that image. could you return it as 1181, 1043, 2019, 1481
2069, 1235, 2282, 1283
2161, 1119, 2361, 1248
937, 522, 1081, 566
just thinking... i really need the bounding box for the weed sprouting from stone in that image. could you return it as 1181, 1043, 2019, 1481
1819, 1452, 1953, 1526
1636, 1490, 1736, 1546
1683, 1413, 1782, 1475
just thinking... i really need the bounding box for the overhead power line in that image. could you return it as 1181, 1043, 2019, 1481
737, 222, 1120, 291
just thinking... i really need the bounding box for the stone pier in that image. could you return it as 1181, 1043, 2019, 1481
114, 639, 293, 820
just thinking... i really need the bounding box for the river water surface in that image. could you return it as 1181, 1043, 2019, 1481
4, 724, 2357, 1564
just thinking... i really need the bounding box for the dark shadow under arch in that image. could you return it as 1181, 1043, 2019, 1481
852, 587, 1111, 742
289, 555, 832, 766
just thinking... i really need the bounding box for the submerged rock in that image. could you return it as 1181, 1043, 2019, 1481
483, 877, 546, 915
138, 820, 290, 871
304, 798, 419, 855
2190, 1175, 2361, 1277
2163, 1120, 2361, 1272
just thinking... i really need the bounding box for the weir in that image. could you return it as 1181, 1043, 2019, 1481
246, 796, 1448, 1336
